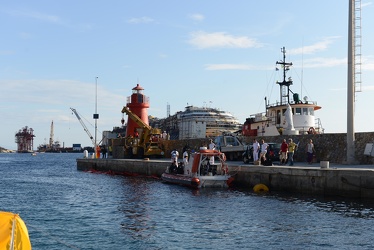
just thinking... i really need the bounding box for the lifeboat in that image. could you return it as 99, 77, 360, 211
161, 148, 232, 188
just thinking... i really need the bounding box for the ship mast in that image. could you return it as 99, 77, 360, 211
276, 47, 293, 105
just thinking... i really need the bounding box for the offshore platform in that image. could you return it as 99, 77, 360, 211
15, 126, 35, 153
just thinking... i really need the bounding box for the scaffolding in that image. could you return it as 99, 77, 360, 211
15, 126, 35, 152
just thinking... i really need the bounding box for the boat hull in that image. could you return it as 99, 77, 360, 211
161, 172, 230, 188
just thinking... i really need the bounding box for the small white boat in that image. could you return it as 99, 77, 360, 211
161, 148, 233, 188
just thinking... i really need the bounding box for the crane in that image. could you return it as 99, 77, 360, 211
70, 107, 95, 146
121, 106, 164, 158
49, 120, 54, 149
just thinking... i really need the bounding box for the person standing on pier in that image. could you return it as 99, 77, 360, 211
280, 139, 288, 165
288, 138, 297, 166
252, 139, 260, 163
306, 139, 315, 164
259, 139, 269, 163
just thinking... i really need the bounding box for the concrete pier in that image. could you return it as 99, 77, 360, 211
77, 158, 374, 199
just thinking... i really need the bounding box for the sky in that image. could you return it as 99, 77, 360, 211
1, 0, 374, 150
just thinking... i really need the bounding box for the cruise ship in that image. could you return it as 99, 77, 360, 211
177, 106, 242, 139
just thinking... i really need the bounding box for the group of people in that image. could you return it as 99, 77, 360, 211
278, 138, 298, 166
252, 138, 315, 166
170, 146, 190, 168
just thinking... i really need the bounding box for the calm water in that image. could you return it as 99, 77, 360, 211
1, 153, 374, 250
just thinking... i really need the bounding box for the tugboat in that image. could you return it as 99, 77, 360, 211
161, 148, 233, 188
242, 47, 323, 136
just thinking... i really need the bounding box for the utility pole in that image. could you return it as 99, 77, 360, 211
346, 0, 359, 164
94, 77, 99, 158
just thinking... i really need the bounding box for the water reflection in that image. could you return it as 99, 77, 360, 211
270, 192, 374, 219
118, 177, 155, 239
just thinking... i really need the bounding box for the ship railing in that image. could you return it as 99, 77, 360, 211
266, 100, 318, 108
126, 96, 150, 105
314, 118, 324, 134
246, 112, 269, 123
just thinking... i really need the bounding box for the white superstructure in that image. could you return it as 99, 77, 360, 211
177, 106, 242, 139
242, 47, 323, 137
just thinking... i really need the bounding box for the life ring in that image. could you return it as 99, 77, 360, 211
253, 183, 269, 193
308, 127, 316, 134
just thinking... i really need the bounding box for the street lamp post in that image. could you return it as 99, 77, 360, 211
94, 76, 99, 158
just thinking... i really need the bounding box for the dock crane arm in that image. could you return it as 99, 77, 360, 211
121, 106, 152, 131
70, 107, 96, 146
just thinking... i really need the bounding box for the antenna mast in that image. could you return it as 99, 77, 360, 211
276, 47, 293, 105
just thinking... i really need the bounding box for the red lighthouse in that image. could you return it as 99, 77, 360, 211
125, 84, 150, 137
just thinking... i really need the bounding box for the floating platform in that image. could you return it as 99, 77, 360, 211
76, 158, 374, 199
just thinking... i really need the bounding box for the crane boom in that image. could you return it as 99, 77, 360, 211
120, 106, 163, 158
70, 107, 95, 146
121, 106, 152, 131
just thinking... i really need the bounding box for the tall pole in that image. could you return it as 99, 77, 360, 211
94, 76, 99, 158
347, 0, 355, 164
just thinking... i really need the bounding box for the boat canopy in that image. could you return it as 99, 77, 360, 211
0, 211, 31, 250
191, 149, 224, 173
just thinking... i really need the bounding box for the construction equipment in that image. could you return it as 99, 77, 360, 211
70, 107, 96, 146
121, 106, 164, 158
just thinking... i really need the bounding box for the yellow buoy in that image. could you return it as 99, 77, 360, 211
253, 183, 269, 193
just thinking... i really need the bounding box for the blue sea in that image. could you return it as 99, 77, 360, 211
1, 153, 374, 250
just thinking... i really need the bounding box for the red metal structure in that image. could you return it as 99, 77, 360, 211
125, 84, 150, 137
15, 126, 35, 152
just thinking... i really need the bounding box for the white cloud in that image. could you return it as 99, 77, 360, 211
188, 13, 204, 21
361, 85, 374, 91
6, 9, 92, 31
361, 56, 374, 70
1, 79, 123, 109
302, 57, 346, 68
289, 37, 340, 55
7, 9, 62, 24
204, 64, 257, 70
127, 16, 154, 24
362, 2, 373, 8
188, 31, 263, 49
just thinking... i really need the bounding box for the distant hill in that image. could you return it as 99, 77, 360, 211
0, 147, 15, 153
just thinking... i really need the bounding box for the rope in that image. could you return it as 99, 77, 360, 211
341, 177, 374, 190
227, 166, 240, 176
28, 224, 81, 250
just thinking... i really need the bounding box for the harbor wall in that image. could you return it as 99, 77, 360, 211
231, 165, 374, 198
242, 132, 374, 165
77, 158, 166, 177
162, 132, 374, 164
76, 158, 374, 199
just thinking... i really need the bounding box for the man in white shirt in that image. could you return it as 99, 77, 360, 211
252, 139, 260, 162
259, 139, 269, 163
